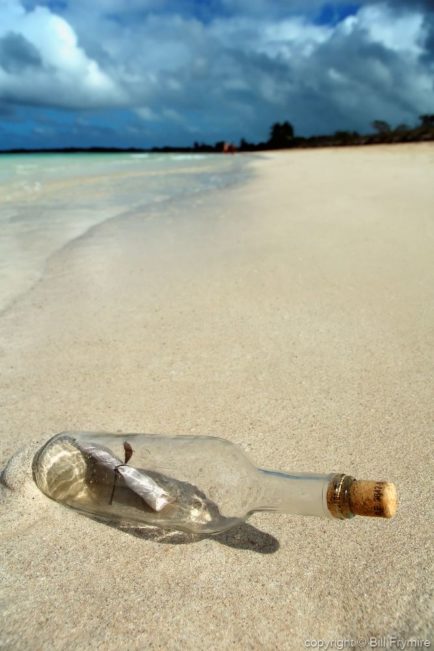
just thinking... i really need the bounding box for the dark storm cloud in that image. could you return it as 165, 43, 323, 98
1, 0, 434, 147
421, 10, 434, 61
0, 31, 42, 73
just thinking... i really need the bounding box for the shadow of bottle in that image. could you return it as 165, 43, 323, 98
104, 520, 279, 554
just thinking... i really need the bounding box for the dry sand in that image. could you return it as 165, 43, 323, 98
1, 145, 433, 649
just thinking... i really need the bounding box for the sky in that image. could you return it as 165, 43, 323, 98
0, 0, 433, 149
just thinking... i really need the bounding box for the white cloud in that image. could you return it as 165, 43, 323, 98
259, 19, 332, 58
342, 5, 427, 57
0, 0, 124, 108
135, 107, 158, 121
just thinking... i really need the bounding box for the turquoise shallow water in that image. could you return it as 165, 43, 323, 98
0, 152, 248, 311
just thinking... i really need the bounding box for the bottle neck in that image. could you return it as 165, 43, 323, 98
255, 469, 332, 518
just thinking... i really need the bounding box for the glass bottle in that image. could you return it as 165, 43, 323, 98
32, 432, 397, 534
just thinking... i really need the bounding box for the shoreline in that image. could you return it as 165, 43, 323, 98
1, 144, 433, 648
0, 152, 252, 316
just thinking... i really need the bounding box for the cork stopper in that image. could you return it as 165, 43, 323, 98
349, 480, 397, 519
327, 474, 397, 519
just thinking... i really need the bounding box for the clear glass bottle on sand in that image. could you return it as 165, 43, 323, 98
33, 432, 397, 534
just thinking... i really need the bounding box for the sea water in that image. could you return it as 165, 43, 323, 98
0, 152, 248, 312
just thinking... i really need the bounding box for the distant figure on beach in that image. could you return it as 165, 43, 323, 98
223, 142, 237, 154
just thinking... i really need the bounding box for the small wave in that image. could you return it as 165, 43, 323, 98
16, 165, 38, 174
169, 154, 208, 161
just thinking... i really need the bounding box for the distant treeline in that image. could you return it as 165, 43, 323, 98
2, 114, 433, 155
190, 114, 434, 153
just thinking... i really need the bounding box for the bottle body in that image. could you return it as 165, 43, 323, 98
32, 432, 332, 534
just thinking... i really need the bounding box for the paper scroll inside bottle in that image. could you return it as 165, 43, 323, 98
32, 432, 238, 533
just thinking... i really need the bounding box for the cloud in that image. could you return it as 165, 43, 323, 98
0, 31, 42, 73
0, 0, 124, 108
1, 0, 434, 147
117, 3, 434, 138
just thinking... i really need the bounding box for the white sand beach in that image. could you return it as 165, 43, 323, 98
1, 145, 433, 649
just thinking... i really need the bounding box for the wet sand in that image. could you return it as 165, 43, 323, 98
1, 145, 433, 649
